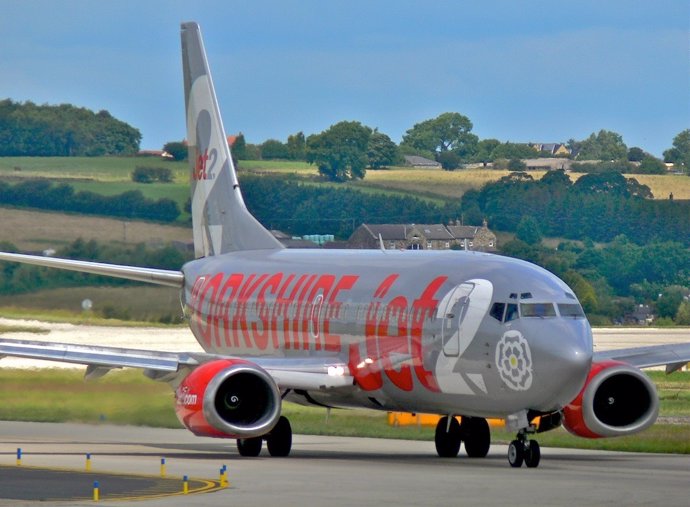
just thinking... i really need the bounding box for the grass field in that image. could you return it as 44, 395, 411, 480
1, 157, 687, 206
0, 208, 190, 251
0, 285, 182, 323
0, 368, 688, 453
0, 156, 188, 182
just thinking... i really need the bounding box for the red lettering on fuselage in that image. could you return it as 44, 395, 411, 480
349, 274, 447, 394
188, 271, 447, 394
189, 271, 358, 354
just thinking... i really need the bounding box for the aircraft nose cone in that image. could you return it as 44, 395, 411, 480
536, 320, 593, 410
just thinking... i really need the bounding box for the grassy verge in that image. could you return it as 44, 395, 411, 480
0, 368, 689, 453
0, 306, 181, 328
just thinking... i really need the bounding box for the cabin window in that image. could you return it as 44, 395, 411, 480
504, 303, 519, 322
558, 303, 585, 318
520, 303, 557, 318
490, 302, 506, 322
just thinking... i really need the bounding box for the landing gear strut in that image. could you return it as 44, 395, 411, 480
508, 428, 540, 468
236, 415, 293, 457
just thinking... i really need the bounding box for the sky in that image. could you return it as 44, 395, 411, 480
1, 1, 688, 156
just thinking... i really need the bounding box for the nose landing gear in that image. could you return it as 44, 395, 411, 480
508, 428, 540, 468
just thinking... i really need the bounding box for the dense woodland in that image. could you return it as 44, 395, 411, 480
462, 171, 689, 246
0, 100, 141, 156
0, 179, 180, 221
240, 175, 459, 237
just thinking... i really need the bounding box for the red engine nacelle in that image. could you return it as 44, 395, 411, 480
562, 360, 658, 438
174, 359, 281, 439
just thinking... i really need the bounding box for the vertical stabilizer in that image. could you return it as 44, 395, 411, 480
181, 22, 283, 257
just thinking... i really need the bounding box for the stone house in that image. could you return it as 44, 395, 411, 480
348, 221, 497, 251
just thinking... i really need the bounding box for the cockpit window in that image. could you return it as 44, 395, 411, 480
558, 303, 585, 318
490, 302, 506, 322
520, 303, 557, 318
505, 303, 519, 322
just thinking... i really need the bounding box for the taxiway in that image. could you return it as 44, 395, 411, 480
1, 421, 688, 506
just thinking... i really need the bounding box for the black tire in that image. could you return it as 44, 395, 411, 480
461, 417, 490, 458
434, 416, 461, 458
237, 437, 262, 457
266, 416, 293, 457
525, 440, 541, 468
508, 440, 524, 468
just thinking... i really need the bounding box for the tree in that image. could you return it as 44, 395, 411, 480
676, 301, 690, 325
401, 112, 478, 160
516, 215, 542, 244
163, 141, 187, 161
437, 151, 461, 170
473, 138, 501, 163
286, 131, 306, 160
260, 139, 289, 160
492, 142, 536, 161
574, 171, 652, 198
540, 169, 572, 188
663, 129, 690, 170
627, 147, 645, 162
367, 130, 399, 169
507, 158, 527, 171
306, 121, 372, 181
656, 286, 685, 319
231, 133, 247, 159
575, 130, 627, 161
636, 156, 666, 174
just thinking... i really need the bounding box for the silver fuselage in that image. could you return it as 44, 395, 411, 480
182, 248, 593, 418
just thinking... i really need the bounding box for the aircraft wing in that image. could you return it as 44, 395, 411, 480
594, 343, 690, 373
0, 252, 183, 288
0, 337, 352, 389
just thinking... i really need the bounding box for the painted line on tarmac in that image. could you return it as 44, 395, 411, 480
0, 464, 225, 502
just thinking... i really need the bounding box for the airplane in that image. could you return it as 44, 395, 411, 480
1, 21, 689, 468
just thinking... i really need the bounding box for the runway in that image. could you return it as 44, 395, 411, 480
1, 421, 688, 506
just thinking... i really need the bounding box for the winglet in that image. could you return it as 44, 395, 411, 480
181, 22, 283, 257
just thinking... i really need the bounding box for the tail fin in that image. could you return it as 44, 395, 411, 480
181, 22, 283, 257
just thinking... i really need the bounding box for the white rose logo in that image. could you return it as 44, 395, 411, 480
495, 330, 533, 391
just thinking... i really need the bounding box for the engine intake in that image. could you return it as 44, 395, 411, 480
563, 360, 658, 438
175, 359, 281, 438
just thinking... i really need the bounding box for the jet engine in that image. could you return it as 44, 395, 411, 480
562, 360, 658, 438
174, 359, 281, 438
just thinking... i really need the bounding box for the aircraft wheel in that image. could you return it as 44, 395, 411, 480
508, 440, 524, 468
461, 417, 490, 458
435, 416, 461, 457
524, 440, 541, 468
266, 416, 293, 457
237, 436, 262, 457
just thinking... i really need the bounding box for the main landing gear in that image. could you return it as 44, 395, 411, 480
508, 428, 540, 468
434, 416, 491, 458
236, 416, 293, 457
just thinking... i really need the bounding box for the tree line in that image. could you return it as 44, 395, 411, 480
0, 179, 180, 222
499, 234, 690, 326
462, 171, 690, 246
0, 100, 141, 156
238, 174, 459, 238
173, 116, 689, 181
